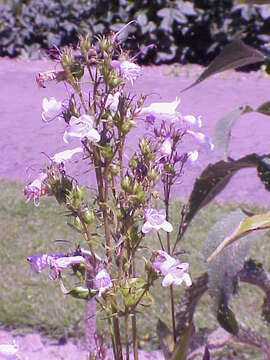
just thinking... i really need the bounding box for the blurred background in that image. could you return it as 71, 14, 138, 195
0, 0, 269, 66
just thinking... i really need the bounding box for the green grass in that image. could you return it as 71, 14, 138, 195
0, 179, 270, 358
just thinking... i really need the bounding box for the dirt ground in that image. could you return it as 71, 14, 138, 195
0, 58, 270, 359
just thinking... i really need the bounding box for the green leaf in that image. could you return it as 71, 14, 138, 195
256, 101, 270, 116
207, 211, 270, 262
181, 38, 265, 92
181, 154, 259, 237
213, 105, 253, 159
170, 322, 193, 360
257, 155, 270, 191
156, 319, 174, 359
217, 299, 239, 336
59, 280, 97, 300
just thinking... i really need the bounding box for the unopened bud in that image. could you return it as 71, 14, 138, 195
82, 208, 95, 224
121, 176, 132, 193
122, 120, 135, 135
139, 139, 151, 156
101, 144, 113, 160
129, 157, 138, 170
72, 186, 84, 207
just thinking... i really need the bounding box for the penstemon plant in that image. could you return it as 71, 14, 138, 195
25, 25, 213, 360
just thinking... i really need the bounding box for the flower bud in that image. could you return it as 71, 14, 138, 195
99, 36, 113, 53
79, 34, 91, 57
108, 76, 124, 89
110, 164, 119, 176
147, 169, 159, 182
71, 216, 84, 232
122, 120, 135, 135
101, 144, 114, 161
133, 182, 142, 195
139, 139, 151, 156
70, 60, 84, 80
60, 49, 73, 70
135, 191, 145, 204
82, 208, 95, 224
121, 176, 133, 193
72, 186, 85, 208
129, 157, 138, 170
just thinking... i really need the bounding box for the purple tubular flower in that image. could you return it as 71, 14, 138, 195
111, 60, 141, 86
186, 130, 214, 150
94, 269, 113, 297
187, 150, 199, 164
140, 97, 180, 122
152, 250, 192, 288
63, 115, 100, 144
181, 114, 202, 128
160, 138, 173, 156
50, 256, 87, 279
27, 254, 87, 280
51, 147, 83, 164
105, 92, 121, 112
24, 172, 48, 206
27, 253, 65, 273
142, 208, 173, 234
42, 97, 62, 122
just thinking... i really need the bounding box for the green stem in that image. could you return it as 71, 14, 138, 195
112, 315, 123, 360
165, 183, 176, 344
125, 312, 130, 360
131, 254, 138, 360
131, 315, 138, 360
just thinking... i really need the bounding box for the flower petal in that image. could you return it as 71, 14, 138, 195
87, 128, 101, 142
162, 273, 174, 287
142, 221, 153, 234
161, 220, 173, 233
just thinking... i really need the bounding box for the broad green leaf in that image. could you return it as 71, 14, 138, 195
204, 209, 250, 304
170, 322, 193, 360
213, 105, 253, 159
181, 38, 265, 92
207, 211, 270, 262
180, 154, 259, 240
256, 101, 270, 116
257, 155, 270, 191
157, 319, 174, 359
217, 299, 239, 336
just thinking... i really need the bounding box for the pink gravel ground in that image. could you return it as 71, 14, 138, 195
0, 58, 270, 359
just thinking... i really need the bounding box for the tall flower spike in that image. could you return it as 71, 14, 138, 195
51, 147, 83, 164
140, 97, 180, 122
142, 208, 173, 234
63, 115, 100, 144
42, 97, 62, 122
